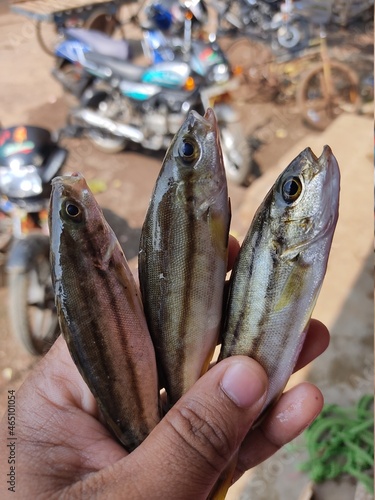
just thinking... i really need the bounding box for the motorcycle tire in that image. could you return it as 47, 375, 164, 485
7, 235, 59, 356
297, 60, 360, 131
219, 120, 253, 187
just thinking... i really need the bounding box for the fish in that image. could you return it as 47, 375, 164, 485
138, 108, 231, 406
49, 173, 160, 452
219, 145, 340, 411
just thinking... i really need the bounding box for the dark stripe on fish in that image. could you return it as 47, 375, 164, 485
60, 229, 149, 447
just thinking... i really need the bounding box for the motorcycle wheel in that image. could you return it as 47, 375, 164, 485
8, 236, 59, 356
219, 121, 253, 187
297, 60, 360, 131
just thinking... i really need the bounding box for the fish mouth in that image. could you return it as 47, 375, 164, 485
312, 145, 340, 244
203, 107, 217, 127
317, 145, 333, 172
203, 108, 219, 137
187, 108, 218, 134
50, 172, 91, 211
51, 172, 84, 188
317, 145, 341, 193
320, 144, 333, 161
319, 145, 339, 178
303, 146, 340, 193
281, 145, 340, 252
305, 145, 337, 175
303, 145, 333, 167
304, 147, 319, 163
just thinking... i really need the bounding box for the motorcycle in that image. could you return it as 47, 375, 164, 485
0, 126, 67, 355
216, 0, 310, 53
52, 27, 133, 98
52, 2, 205, 98
67, 8, 254, 186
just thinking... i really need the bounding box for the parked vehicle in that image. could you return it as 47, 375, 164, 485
215, 0, 311, 53
296, 11, 360, 130
11, 0, 126, 56
52, 2, 201, 98
52, 27, 134, 97
67, 13, 254, 186
148, 0, 209, 35
0, 126, 67, 355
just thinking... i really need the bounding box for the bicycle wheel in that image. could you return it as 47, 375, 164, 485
226, 38, 275, 102
84, 9, 118, 35
36, 9, 118, 56
35, 20, 61, 56
297, 60, 360, 131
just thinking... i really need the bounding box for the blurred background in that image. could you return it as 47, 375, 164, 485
0, 0, 373, 498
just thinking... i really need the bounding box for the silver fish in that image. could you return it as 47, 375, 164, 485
49, 173, 160, 451
139, 108, 231, 406
219, 145, 340, 410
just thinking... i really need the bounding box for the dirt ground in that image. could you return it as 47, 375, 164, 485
0, 5, 373, 500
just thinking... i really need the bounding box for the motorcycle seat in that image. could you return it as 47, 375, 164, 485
85, 52, 145, 82
64, 28, 131, 60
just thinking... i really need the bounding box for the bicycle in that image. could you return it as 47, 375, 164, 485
222, 35, 320, 104
296, 22, 360, 130
11, 0, 124, 57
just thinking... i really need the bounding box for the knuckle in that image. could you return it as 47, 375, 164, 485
167, 399, 233, 473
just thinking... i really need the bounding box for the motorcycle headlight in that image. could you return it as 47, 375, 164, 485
208, 63, 231, 84
0, 160, 43, 198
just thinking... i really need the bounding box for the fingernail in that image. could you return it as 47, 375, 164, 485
220, 359, 267, 409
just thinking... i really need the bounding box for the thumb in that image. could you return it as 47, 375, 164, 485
115, 356, 268, 499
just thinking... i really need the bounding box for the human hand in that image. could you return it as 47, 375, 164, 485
0, 237, 329, 499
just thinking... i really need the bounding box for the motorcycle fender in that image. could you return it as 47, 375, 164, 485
55, 40, 89, 64
41, 147, 68, 183
6, 234, 50, 274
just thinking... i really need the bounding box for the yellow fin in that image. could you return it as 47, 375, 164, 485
275, 260, 307, 312
208, 203, 231, 261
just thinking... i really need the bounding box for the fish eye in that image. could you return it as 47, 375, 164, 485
178, 138, 199, 164
282, 176, 303, 204
65, 202, 82, 222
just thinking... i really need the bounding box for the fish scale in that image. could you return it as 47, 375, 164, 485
139, 108, 231, 407
209, 145, 340, 500
219, 145, 340, 411
49, 173, 160, 452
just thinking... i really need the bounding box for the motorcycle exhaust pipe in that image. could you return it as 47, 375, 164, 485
72, 109, 144, 144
